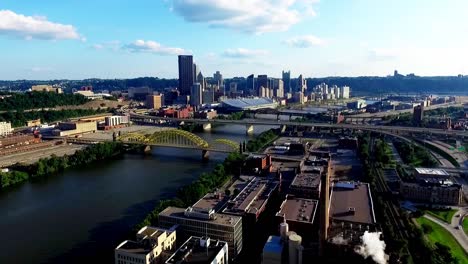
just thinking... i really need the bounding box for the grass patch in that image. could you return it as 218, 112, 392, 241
463, 217, 468, 236
425, 209, 457, 223
416, 217, 468, 264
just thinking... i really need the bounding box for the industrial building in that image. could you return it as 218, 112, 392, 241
115, 226, 177, 264
158, 206, 243, 260
53, 121, 97, 136
223, 177, 279, 219
165, 236, 228, 264
245, 154, 272, 173
262, 232, 304, 264
328, 181, 378, 247
289, 173, 321, 199
275, 195, 318, 244
400, 182, 462, 205
0, 122, 13, 136
31, 85, 63, 94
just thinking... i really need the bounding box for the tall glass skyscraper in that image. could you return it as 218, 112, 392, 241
282, 70, 291, 94
178, 55, 194, 96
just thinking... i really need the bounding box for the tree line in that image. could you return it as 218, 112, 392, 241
246, 129, 279, 152
0, 108, 108, 127
0, 91, 89, 111
1, 142, 125, 190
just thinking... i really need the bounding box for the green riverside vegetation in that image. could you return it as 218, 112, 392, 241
416, 217, 467, 264
425, 209, 457, 224
246, 129, 279, 152
394, 141, 438, 167
1, 142, 125, 190
0, 108, 108, 127
0, 91, 89, 111
134, 152, 246, 231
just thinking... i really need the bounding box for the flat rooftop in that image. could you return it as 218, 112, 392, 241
330, 182, 376, 225
290, 173, 321, 189
415, 168, 449, 176
166, 237, 227, 264
192, 192, 227, 213
276, 195, 318, 223
223, 177, 278, 215
159, 207, 242, 227
116, 240, 152, 255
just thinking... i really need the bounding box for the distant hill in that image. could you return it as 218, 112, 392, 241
1, 76, 467, 96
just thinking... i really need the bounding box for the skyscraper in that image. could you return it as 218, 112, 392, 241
298, 74, 307, 93
413, 104, 424, 124
257, 75, 269, 96
282, 70, 291, 94
246, 74, 255, 95
191, 83, 203, 106
178, 55, 194, 96
213, 71, 224, 88
273, 79, 284, 98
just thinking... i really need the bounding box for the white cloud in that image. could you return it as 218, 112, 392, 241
0, 10, 82, 40
123, 40, 189, 55
223, 48, 269, 58
284, 35, 325, 47
169, 0, 318, 34
92, 40, 121, 51
30, 66, 55, 73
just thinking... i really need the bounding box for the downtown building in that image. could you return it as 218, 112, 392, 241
178, 55, 194, 96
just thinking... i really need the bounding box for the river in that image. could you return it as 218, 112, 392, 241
0, 124, 276, 264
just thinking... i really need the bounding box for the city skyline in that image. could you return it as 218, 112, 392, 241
1, 0, 468, 80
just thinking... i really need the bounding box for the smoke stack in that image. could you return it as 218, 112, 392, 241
319, 153, 331, 256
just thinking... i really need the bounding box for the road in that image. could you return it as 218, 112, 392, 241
130, 113, 468, 137
353, 102, 464, 118
0, 144, 84, 167
423, 209, 468, 253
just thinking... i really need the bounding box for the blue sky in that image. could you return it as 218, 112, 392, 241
1, 0, 467, 80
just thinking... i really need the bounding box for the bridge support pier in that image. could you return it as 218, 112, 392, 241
246, 125, 254, 135
144, 145, 152, 154
203, 123, 212, 132
280, 125, 287, 133
202, 150, 209, 161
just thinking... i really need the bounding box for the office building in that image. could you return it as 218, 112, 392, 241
202, 89, 214, 104
400, 168, 462, 205
31, 85, 63, 94
165, 236, 228, 264
282, 70, 291, 94
341, 86, 350, 99
196, 71, 206, 91
213, 71, 224, 89
0, 122, 13, 136
247, 74, 256, 95
413, 104, 424, 124
257, 75, 269, 96
273, 79, 284, 98
178, 55, 194, 95
229, 82, 238, 94
297, 75, 307, 93
115, 226, 177, 264
146, 94, 164, 109
294, 92, 305, 104
158, 207, 243, 259
128, 87, 151, 100
190, 83, 203, 106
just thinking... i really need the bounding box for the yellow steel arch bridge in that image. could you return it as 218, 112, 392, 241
117, 129, 240, 153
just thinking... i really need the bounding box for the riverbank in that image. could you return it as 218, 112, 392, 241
1, 142, 126, 190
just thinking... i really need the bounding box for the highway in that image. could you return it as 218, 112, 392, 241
423, 209, 468, 253
129, 113, 468, 137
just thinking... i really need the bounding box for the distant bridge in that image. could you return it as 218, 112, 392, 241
129, 113, 468, 138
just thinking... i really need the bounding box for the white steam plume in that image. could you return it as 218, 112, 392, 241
355, 231, 387, 264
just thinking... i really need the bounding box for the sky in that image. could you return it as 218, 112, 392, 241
1, 0, 468, 80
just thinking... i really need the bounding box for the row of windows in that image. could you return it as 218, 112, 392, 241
116, 254, 145, 264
